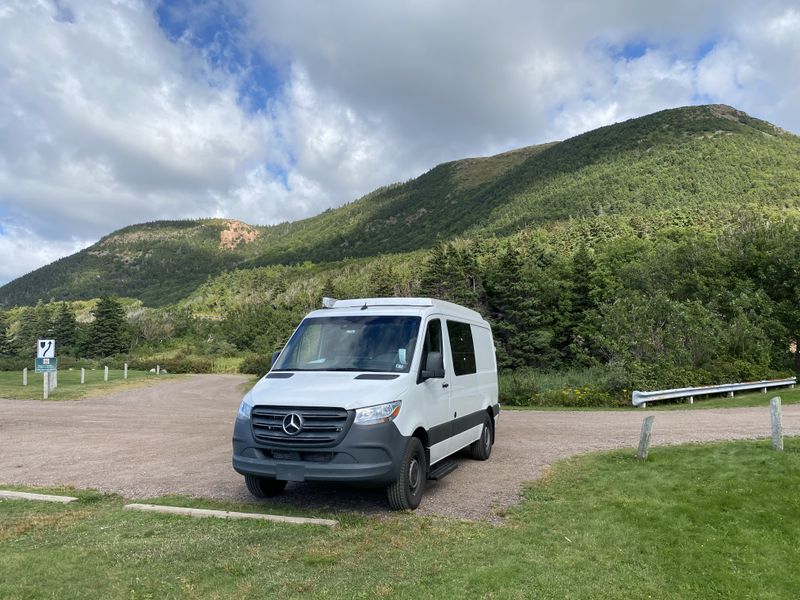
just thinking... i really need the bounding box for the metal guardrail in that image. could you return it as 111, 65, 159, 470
632, 377, 797, 407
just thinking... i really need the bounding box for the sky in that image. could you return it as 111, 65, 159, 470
1, 0, 799, 286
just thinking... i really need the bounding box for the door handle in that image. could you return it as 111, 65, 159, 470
442, 382, 449, 388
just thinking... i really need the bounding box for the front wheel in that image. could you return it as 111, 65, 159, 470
387, 437, 427, 510
244, 474, 287, 498
469, 414, 493, 460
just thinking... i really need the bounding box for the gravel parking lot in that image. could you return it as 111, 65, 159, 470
1, 374, 797, 520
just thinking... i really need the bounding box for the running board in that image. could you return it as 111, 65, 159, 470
427, 461, 458, 481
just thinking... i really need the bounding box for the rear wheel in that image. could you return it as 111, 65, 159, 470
387, 437, 427, 510
469, 414, 493, 460
244, 474, 287, 498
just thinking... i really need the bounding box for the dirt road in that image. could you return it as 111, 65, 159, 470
1, 374, 797, 520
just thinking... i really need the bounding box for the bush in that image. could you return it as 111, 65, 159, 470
499, 367, 627, 407
128, 354, 214, 374
239, 353, 273, 377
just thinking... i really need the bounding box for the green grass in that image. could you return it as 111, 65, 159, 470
2, 438, 798, 598
0, 369, 176, 401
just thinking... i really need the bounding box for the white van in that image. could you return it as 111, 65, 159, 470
232, 297, 499, 510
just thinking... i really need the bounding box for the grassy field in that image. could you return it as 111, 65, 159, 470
0, 369, 176, 401
1, 438, 798, 599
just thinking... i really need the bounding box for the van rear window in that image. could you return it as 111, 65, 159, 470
446, 321, 476, 376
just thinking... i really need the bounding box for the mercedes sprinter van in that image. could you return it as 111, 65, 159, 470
232, 297, 499, 510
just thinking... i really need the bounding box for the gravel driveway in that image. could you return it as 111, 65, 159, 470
1, 374, 797, 520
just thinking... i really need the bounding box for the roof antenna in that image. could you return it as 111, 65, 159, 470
361, 302, 368, 310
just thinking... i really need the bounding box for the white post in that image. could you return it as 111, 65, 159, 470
104, 366, 109, 382
156, 364, 160, 375
637, 416, 655, 462
43, 372, 49, 400
53, 369, 57, 389
770, 397, 783, 451
687, 395, 694, 405
23, 367, 28, 386
727, 391, 734, 398
81, 367, 85, 384
124, 363, 128, 380
762, 387, 767, 394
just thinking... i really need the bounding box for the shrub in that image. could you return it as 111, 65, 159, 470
239, 353, 273, 377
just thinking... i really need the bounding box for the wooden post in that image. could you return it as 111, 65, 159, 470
80, 367, 85, 384
43, 372, 49, 400
104, 366, 109, 382
23, 367, 28, 386
770, 397, 783, 451
637, 416, 655, 462
124, 363, 128, 380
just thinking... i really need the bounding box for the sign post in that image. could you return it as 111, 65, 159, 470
36, 339, 57, 399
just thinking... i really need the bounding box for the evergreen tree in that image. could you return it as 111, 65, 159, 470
87, 297, 128, 357
418, 241, 485, 311
369, 262, 398, 297
53, 303, 78, 353
563, 246, 604, 364
0, 310, 10, 356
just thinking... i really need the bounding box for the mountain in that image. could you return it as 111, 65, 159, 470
1, 104, 798, 307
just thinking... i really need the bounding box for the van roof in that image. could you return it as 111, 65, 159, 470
317, 297, 486, 323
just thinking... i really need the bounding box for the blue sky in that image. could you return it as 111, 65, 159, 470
0, 0, 799, 286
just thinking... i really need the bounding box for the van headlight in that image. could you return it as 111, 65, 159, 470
354, 400, 402, 425
237, 393, 254, 419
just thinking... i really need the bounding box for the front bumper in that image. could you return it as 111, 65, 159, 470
232, 415, 408, 484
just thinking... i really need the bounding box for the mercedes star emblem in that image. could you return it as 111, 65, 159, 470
282, 412, 303, 435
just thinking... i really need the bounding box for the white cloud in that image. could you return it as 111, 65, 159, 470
1, 0, 800, 287
0, 224, 92, 284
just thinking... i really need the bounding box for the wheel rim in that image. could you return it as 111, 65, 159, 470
483, 425, 491, 452
408, 456, 421, 493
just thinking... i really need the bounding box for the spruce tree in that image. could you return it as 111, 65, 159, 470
53, 303, 78, 354
88, 297, 128, 357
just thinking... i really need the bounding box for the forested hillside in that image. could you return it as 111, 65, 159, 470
2, 104, 798, 307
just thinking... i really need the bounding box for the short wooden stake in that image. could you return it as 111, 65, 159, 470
637, 416, 655, 462
81, 367, 85, 384
124, 363, 128, 380
770, 397, 783, 451
22, 367, 28, 386
104, 366, 109, 382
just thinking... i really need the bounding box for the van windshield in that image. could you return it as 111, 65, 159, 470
274, 316, 422, 373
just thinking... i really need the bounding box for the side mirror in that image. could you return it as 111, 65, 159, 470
420, 351, 445, 381
270, 351, 281, 369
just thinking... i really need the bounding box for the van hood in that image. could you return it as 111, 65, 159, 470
247, 371, 411, 410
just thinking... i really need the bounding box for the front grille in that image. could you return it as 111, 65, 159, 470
251, 406, 352, 447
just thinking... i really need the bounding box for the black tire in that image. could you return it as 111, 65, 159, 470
244, 474, 287, 498
469, 414, 493, 461
387, 437, 427, 510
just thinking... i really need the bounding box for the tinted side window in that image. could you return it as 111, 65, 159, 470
447, 321, 476, 376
